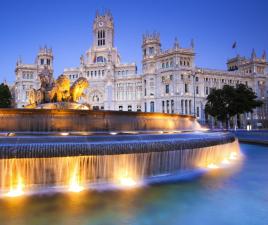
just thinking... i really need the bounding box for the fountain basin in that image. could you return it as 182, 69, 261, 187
0, 109, 199, 132
0, 132, 235, 158
0, 109, 240, 195
0, 132, 240, 195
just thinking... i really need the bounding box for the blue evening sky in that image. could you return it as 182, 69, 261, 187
0, 0, 267, 83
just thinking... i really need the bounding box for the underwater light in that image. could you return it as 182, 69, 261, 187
5, 176, 25, 197
207, 163, 219, 169
222, 158, 230, 164
69, 183, 84, 193
230, 152, 238, 160
119, 177, 137, 187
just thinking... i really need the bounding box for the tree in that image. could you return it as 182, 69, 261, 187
0, 83, 12, 108
205, 84, 263, 128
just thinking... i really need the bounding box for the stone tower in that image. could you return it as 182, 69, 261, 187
36, 46, 53, 72
93, 10, 114, 49
142, 33, 161, 74
142, 32, 161, 59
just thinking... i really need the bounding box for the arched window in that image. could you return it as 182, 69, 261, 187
96, 56, 107, 63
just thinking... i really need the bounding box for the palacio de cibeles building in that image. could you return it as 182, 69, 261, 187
11, 11, 268, 128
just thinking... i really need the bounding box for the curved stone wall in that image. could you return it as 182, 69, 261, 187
0, 132, 235, 159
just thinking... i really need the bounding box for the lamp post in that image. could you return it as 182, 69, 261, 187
192, 72, 196, 117
191, 69, 201, 117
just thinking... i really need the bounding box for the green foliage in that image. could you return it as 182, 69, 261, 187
205, 84, 263, 123
0, 83, 12, 108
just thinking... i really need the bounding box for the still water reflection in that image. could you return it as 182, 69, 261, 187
0, 143, 267, 225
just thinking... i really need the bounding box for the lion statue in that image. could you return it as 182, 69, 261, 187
49, 74, 70, 102
26, 88, 44, 108
70, 77, 89, 102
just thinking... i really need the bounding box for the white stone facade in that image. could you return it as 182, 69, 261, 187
13, 11, 268, 127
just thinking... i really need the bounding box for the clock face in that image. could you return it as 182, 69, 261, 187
99, 22, 104, 27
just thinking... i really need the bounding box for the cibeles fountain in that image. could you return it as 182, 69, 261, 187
0, 70, 241, 197
26, 67, 90, 110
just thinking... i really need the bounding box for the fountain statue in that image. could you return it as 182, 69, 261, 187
26, 67, 89, 110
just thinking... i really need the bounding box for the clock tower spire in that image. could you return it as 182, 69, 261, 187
93, 10, 114, 49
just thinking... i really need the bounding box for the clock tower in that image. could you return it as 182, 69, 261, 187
93, 10, 114, 49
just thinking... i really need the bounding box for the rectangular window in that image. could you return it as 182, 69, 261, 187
166, 100, 169, 113
196, 86, 199, 94
197, 106, 200, 117
185, 83, 188, 93
144, 80, 147, 96
205, 87, 209, 95
171, 100, 174, 113
144, 102, 147, 112
162, 101, 165, 113
165, 84, 169, 94
150, 101, 154, 112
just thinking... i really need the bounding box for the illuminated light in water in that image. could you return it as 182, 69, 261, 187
110, 132, 117, 135
174, 130, 182, 133
222, 158, 230, 164
6, 176, 24, 197
7, 132, 16, 137
158, 131, 164, 134
230, 152, 238, 160
60, 132, 69, 136
207, 163, 219, 169
119, 177, 137, 187
69, 182, 84, 193
199, 127, 209, 131
68, 166, 84, 193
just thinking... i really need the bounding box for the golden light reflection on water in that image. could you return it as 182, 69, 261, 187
68, 164, 84, 193
6, 175, 25, 197
119, 177, 137, 187
0, 139, 243, 198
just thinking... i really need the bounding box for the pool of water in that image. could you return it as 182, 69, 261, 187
0, 143, 267, 225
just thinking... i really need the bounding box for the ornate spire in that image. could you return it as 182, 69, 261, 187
16, 56, 22, 66
80, 54, 84, 65
173, 37, 179, 49
262, 50, 266, 60
95, 10, 99, 18
190, 38, 195, 49
251, 48, 256, 60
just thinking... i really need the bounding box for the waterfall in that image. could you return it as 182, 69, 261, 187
0, 140, 240, 195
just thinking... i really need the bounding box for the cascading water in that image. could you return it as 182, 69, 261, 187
0, 109, 242, 197
0, 138, 241, 196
